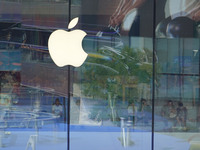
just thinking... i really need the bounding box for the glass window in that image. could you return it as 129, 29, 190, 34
155, 0, 200, 149
70, 0, 153, 150
0, 1, 69, 149
1, 0, 200, 150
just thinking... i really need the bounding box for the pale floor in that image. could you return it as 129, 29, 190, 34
0, 131, 192, 150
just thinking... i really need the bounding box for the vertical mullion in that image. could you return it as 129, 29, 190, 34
152, 0, 156, 150
67, 1, 71, 150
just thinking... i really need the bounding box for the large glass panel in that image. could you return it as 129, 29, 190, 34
0, 1, 69, 149
70, 0, 153, 150
2, 0, 200, 150
155, 0, 200, 149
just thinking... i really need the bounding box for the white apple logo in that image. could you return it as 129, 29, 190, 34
48, 17, 88, 67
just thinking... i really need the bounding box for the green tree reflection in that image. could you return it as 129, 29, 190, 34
82, 46, 153, 100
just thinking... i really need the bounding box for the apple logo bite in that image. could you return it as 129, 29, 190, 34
48, 17, 88, 67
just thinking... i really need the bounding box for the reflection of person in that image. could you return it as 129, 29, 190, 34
137, 98, 151, 125
52, 98, 63, 117
156, 0, 200, 38
161, 100, 176, 129
176, 101, 187, 130
128, 102, 138, 124
1, 73, 14, 94
52, 98, 63, 130
5, 31, 14, 49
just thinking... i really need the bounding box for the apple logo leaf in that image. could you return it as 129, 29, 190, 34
68, 17, 79, 29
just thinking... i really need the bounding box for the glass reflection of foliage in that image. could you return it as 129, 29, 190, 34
82, 46, 154, 100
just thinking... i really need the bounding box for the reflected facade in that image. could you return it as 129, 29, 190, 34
0, 0, 199, 150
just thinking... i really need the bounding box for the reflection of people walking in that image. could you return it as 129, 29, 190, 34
161, 100, 177, 129
176, 102, 187, 130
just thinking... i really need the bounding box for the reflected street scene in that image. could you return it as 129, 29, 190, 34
0, 0, 200, 150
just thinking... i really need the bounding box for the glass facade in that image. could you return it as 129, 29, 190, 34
0, 0, 199, 150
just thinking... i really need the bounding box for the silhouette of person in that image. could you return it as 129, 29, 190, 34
52, 98, 63, 118
161, 100, 176, 129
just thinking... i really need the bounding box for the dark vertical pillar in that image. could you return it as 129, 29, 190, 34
64, 97, 67, 123
198, 39, 200, 128
152, 0, 156, 150
67, 1, 71, 150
